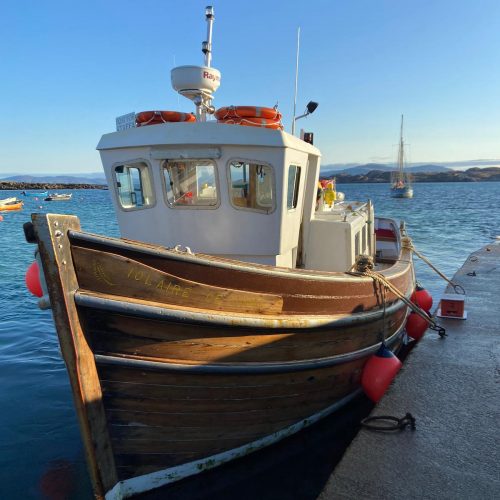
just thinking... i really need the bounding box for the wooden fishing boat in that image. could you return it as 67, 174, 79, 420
25, 7, 416, 499
44, 193, 72, 201
28, 211, 412, 499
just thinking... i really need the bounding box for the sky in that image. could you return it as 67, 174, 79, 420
1, 0, 500, 174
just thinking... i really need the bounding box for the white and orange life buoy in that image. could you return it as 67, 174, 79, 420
215, 106, 283, 130
219, 117, 283, 130
136, 111, 196, 126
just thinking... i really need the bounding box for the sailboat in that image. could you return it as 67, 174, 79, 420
390, 115, 413, 198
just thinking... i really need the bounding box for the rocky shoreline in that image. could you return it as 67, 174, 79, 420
0, 181, 107, 190
325, 167, 500, 183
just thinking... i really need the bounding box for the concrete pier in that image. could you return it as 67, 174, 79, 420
319, 242, 500, 499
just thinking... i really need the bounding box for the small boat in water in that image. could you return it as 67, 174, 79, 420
0, 198, 23, 211
44, 193, 72, 201
0, 197, 17, 205
25, 7, 417, 499
22, 191, 48, 197
390, 115, 413, 198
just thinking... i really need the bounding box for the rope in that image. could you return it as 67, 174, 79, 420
402, 237, 465, 295
361, 413, 416, 432
349, 255, 446, 337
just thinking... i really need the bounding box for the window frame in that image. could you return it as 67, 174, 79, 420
161, 158, 221, 210
287, 164, 302, 211
112, 159, 156, 212
226, 158, 276, 214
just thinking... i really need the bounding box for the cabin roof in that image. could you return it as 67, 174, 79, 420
96, 121, 321, 156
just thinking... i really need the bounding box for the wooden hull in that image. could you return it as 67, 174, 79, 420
30, 214, 414, 499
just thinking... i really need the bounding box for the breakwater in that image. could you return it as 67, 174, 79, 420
0, 181, 106, 190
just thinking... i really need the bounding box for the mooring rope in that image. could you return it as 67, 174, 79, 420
401, 237, 466, 295
349, 255, 446, 337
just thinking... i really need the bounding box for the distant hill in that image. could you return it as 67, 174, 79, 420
321, 163, 451, 176
322, 167, 500, 183
1, 173, 106, 185
407, 164, 450, 173
341, 164, 394, 174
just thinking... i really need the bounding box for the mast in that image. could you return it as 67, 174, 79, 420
397, 114, 405, 183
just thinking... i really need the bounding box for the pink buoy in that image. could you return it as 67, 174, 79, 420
405, 311, 429, 341
0, 215, 3, 221
361, 343, 402, 402
411, 284, 433, 313
25, 261, 43, 297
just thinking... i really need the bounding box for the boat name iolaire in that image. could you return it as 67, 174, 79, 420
126, 266, 226, 302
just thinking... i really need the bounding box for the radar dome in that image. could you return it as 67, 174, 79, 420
171, 65, 221, 96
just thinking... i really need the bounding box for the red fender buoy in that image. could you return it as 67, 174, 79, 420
361, 344, 402, 402
411, 285, 433, 313
26, 261, 43, 297
405, 311, 429, 341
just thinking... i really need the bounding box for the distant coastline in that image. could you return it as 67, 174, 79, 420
0, 181, 107, 190
322, 167, 500, 183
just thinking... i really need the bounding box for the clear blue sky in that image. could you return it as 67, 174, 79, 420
1, 0, 499, 173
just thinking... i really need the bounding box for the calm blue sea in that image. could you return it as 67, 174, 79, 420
1, 183, 499, 498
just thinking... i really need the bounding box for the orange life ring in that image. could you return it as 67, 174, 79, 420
215, 106, 282, 121
218, 117, 283, 130
136, 111, 196, 126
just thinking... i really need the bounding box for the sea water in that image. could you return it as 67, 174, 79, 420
0, 183, 499, 498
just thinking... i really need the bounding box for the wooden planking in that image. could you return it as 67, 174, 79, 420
106, 386, 350, 477
103, 395, 352, 453
96, 356, 366, 390
103, 393, 344, 428
108, 419, 301, 442
98, 362, 361, 429
72, 246, 283, 315
102, 380, 351, 415
99, 369, 357, 401
81, 307, 405, 363
71, 236, 414, 314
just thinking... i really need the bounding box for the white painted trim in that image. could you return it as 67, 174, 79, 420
105, 389, 362, 499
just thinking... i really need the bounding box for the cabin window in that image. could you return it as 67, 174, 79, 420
228, 161, 274, 213
287, 165, 301, 210
162, 160, 218, 208
114, 162, 155, 210
362, 225, 367, 253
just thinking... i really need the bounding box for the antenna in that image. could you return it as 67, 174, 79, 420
291, 27, 300, 135
290, 29, 318, 136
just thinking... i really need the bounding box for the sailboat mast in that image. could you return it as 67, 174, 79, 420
398, 114, 404, 182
